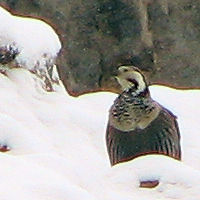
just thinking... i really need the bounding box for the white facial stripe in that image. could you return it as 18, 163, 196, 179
116, 77, 134, 91
116, 69, 146, 94
131, 71, 146, 94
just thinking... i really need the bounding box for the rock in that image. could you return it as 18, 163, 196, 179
139, 179, 159, 188
0, 144, 10, 152
0, 0, 200, 96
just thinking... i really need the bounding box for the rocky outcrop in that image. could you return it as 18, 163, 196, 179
0, 0, 200, 96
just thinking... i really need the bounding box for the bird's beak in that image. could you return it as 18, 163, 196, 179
114, 76, 119, 81
112, 69, 120, 84
112, 69, 119, 77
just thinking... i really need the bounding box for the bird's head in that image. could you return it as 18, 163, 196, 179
115, 66, 147, 95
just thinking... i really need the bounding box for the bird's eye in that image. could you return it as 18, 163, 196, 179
123, 69, 129, 72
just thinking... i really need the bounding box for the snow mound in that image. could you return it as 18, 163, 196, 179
0, 6, 61, 70
111, 155, 200, 200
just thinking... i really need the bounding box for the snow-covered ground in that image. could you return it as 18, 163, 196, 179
0, 5, 200, 200
0, 68, 200, 200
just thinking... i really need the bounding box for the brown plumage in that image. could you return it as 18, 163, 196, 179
106, 66, 181, 166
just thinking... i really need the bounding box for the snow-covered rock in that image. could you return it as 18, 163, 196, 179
0, 6, 61, 70
0, 6, 61, 92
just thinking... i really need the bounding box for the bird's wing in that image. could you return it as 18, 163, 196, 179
106, 123, 124, 166
153, 108, 181, 160
106, 108, 181, 166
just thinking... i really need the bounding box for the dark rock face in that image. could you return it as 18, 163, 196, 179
0, 0, 200, 96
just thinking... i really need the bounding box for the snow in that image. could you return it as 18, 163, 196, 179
0, 5, 200, 200
0, 69, 199, 200
0, 6, 61, 70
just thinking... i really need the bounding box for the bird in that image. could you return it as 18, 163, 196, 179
106, 66, 181, 166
